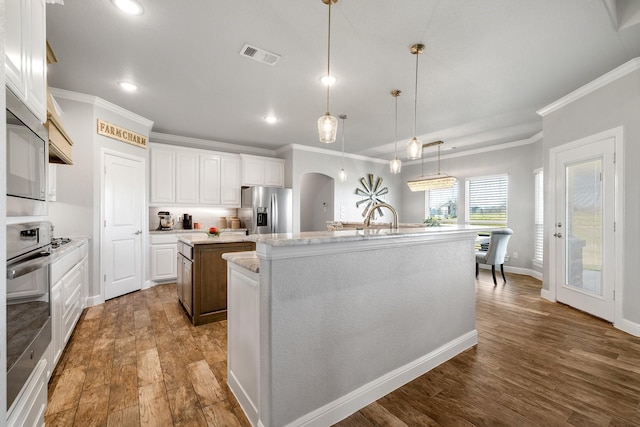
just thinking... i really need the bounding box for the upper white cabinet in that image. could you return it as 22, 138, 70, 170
149, 143, 241, 207
5, 0, 47, 123
150, 148, 176, 203
240, 154, 285, 188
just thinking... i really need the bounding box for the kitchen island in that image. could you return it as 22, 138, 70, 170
224, 225, 488, 427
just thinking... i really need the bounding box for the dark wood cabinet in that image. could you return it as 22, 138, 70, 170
178, 241, 255, 326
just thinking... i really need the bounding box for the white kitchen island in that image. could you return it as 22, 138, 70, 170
223, 226, 487, 427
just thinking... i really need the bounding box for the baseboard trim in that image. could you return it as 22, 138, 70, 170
540, 288, 554, 302
478, 264, 542, 281
616, 318, 640, 337
86, 295, 105, 307
285, 330, 478, 427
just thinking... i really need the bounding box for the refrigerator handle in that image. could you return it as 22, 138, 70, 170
272, 193, 278, 233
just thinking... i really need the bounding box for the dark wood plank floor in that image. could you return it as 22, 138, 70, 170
46, 271, 640, 426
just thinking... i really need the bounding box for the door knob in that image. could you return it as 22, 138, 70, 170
553, 232, 563, 238
134, 230, 142, 235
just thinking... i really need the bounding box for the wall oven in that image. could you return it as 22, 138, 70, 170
6, 221, 52, 409
6, 89, 48, 217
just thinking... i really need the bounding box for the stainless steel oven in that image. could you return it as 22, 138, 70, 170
6, 221, 52, 409
6, 89, 48, 217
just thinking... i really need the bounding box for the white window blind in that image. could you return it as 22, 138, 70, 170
465, 174, 508, 224
534, 169, 544, 263
426, 181, 458, 223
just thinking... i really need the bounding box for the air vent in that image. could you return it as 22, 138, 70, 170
240, 43, 281, 66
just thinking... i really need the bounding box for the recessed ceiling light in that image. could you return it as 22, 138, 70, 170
264, 115, 278, 124
320, 75, 337, 86
117, 81, 139, 92
112, 0, 143, 15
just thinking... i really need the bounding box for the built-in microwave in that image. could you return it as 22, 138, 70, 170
6, 89, 48, 216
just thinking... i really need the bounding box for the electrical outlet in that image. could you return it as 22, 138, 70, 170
513, 252, 519, 259
504, 255, 510, 262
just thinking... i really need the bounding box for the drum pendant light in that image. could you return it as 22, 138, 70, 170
318, 0, 338, 143
389, 90, 402, 174
406, 43, 425, 160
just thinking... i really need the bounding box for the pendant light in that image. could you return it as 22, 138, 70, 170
389, 90, 402, 174
407, 140, 457, 191
318, 0, 338, 143
406, 43, 425, 160
338, 114, 347, 182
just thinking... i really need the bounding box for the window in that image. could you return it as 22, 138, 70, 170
425, 181, 458, 223
534, 169, 543, 265
465, 174, 508, 225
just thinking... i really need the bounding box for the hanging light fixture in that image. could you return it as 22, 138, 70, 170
389, 90, 402, 174
406, 43, 425, 160
318, 0, 338, 143
407, 141, 457, 191
338, 114, 347, 182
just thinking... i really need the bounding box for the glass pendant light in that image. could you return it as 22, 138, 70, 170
338, 114, 347, 182
389, 90, 402, 174
406, 43, 425, 160
318, 0, 338, 143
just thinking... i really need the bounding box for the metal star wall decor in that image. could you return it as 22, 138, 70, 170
355, 173, 389, 218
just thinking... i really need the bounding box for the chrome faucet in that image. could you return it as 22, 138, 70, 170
364, 202, 398, 229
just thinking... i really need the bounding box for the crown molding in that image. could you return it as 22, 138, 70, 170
537, 57, 640, 117
150, 132, 276, 156
403, 131, 543, 166
277, 143, 389, 165
49, 88, 155, 131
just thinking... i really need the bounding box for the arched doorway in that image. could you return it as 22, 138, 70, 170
300, 173, 334, 232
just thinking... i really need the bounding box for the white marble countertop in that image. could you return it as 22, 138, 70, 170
252, 225, 493, 247
50, 237, 90, 262
222, 251, 259, 273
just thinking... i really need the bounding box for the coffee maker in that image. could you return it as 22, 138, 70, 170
182, 213, 193, 230
156, 211, 174, 231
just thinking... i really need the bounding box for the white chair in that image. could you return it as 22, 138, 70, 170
475, 228, 513, 285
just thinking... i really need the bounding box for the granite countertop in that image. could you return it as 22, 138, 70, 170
252, 225, 493, 248
149, 228, 247, 234
222, 251, 259, 273
179, 233, 255, 246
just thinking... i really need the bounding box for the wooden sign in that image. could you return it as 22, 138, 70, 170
97, 119, 147, 149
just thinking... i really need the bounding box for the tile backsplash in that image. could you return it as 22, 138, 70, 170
149, 207, 240, 231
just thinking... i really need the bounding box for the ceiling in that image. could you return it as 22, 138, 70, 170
46, 0, 640, 160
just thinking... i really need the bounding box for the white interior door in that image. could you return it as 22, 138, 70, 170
103, 151, 144, 300
553, 137, 615, 321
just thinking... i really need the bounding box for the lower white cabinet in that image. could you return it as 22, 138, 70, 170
50, 241, 88, 371
150, 243, 178, 281
6, 359, 48, 427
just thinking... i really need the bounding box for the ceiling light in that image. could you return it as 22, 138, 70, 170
317, 0, 338, 144
406, 43, 425, 160
338, 114, 347, 182
112, 0, 143, 15
264, 115, 278, 124
407, 141, 457, 191
117, 81, 138, 92
320, 75, 337, 86
389, 90, 402, 175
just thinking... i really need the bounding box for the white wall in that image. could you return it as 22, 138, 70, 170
541, 64, 640, 327
300, 173, 334, 232
400, 138, 543, 273
48, 90, 153, 302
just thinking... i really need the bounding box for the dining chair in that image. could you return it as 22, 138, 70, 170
476, 228, 513, 285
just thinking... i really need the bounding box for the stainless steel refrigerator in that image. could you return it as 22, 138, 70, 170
239, 187, 293, 234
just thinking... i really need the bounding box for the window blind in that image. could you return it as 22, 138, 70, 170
465, 174, 508, 224
534, 169, 544, 263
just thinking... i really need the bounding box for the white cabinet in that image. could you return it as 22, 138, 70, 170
5, 0, 47, 123
150, 243, 178, 282
199, 154, 221, 205
6, 359, 48, 427
150, 148, 176, 203
240, 154, 285, 187
221, 156, 241, 206
50, 241, 89, 371
176, 151, 199, 204
149, 143, 242, 207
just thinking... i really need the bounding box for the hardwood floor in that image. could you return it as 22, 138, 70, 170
46, 271, 640, 426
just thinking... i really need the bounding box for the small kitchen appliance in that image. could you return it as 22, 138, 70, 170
182, 213, 193, 230
156, 211, 174, 231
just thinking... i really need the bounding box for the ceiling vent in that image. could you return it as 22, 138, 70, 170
240, 43, 281, 66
